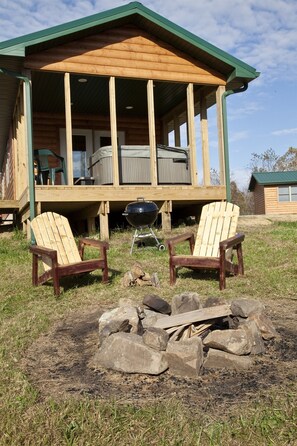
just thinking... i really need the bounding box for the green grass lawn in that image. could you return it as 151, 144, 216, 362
0, 221, 296, 445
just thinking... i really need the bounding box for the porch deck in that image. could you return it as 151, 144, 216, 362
19, 184, 226, 239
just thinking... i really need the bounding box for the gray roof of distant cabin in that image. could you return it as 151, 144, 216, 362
249, 171, 297, 191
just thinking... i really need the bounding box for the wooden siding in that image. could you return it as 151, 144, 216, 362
0, 130, 14, 200
253, 183, 265, 214
25, 25, 226, 85
264, 185, 297, 214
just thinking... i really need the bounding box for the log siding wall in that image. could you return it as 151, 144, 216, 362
33, 112, 162, 149
253, 183, 265, 214
25, 25, 226, 85
264, 185, 297, 214
253, 183, 297, 214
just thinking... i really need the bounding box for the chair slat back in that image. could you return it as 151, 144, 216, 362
31, 212, 81, 270
193, 202, 239, 257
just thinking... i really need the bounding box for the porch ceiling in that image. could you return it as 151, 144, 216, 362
31, 71, 201, 118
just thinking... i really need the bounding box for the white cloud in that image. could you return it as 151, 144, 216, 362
272, 128, 297, 136
229, 131, 249, 143
0, 0, 296, 82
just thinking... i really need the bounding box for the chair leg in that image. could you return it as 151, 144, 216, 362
102, 265, 109, 284
219, 248, 226, 290
32, 254, 39, 286
52, 267, 60, 296
237, 243, 244, 275
169, 260, 177, 285
219, 268, 226, 290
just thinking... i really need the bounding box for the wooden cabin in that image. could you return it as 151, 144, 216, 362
0, 2, 259, 239
249, 171, 297, 215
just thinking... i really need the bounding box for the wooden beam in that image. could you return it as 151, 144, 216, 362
200, 92, 211, 186
64, 73, 73, 185
153, 304, 231, 329
147, 80, 157, 186
109, 77, 119, 186
187, 83, 198, 185
216, 85, 226, 185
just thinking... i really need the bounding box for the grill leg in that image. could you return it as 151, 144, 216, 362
130, 229, 139, 254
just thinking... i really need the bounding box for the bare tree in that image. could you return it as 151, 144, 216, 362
248, 148, 280, 172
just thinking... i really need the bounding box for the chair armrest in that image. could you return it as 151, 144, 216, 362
29, 244, 58, 260
78, 238, 109, 259
166, 232, 195, 256
219, 233, 245, 250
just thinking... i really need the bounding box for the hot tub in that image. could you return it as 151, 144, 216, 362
89, 145, 191, 185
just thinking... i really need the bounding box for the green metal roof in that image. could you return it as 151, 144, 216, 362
249, 171, 297, 191
0, 2, 260, 170
0, 1, 259, 81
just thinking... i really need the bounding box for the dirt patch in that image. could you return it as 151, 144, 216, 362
21, 299, 297, 413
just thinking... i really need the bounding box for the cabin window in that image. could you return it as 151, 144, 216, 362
278, 185, 297, 202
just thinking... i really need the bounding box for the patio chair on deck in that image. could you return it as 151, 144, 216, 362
34, 148, 67, 185
166, 202, 245, 290
29, 212, 109, 296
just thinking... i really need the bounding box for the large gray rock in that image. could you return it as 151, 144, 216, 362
142, 327, 169, 351
93, 332, 168, 375
231, 298, 265, 318
203, 328, 252, 355
204, 348, 253, 371
248, 312, 279, 340
142, 309, 169, 329
165, 337, 203, 378
240, 320, 266, 354
171, 292, 201, 315
98, 305, 142, 342
143, 294, 171, 314
98, 319, 131, 346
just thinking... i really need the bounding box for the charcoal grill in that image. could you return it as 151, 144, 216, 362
123, 197, 165, 254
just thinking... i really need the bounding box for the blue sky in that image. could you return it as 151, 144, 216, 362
0, 0, 296, 188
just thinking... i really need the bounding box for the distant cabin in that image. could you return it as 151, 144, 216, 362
248, 171, 297, 215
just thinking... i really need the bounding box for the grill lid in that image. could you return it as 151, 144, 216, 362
123, 198, 159, 227
123, 197, 158, 214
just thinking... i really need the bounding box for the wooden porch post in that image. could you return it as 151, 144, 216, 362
187, 83, 198, 185
147, 79, 157, 186
216, 85, 226, 185
109, 77, 119, 186
174, 116, 181, 147
200, 92, 210, 186
64, 73, 73, 185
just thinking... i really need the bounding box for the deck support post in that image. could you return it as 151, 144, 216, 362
99, 201, 110, 241
87, 217, 96, 234
160, 200, 172, 232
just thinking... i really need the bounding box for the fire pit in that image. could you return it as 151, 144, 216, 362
123, 197, 165, 254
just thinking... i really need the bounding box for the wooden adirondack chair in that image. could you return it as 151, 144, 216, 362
29, 212, 109, 296
166, 202, 244, 290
